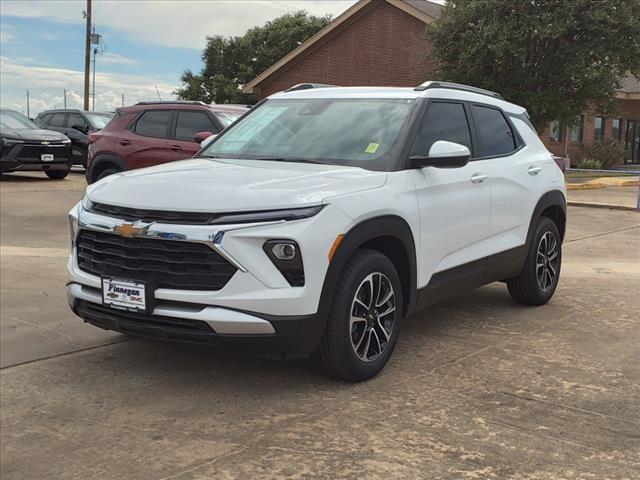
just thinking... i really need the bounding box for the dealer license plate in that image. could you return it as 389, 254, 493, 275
41, 154, 54, 161
102, 278, 146, 312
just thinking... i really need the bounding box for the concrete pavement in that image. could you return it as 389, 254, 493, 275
1, 172, 639, 479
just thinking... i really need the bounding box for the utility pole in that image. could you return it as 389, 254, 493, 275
121, 93, 125, 108
83, 0, 92, 110
26, 90, 30, 117
92, 47, 97, 111
64, 89, 67, 109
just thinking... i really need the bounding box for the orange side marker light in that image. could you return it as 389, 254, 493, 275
328, 234, 345, 262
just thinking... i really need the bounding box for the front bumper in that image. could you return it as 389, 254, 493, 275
67, 201, 353, 353
67, 283, 325, 354
1, 142, 71, 173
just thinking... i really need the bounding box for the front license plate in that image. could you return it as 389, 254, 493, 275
41, 153, 54, 161
102, 278, 146, 312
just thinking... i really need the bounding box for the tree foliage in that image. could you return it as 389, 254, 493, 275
427, 0, 640, 132
176, 11, 331, 104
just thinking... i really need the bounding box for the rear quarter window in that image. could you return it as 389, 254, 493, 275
471, 105, 517, 157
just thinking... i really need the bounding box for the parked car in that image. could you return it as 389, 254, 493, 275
35, 109, 114, 167
1, 108, 72, 179
85, 101, 247, 183
67, 82, 566, 381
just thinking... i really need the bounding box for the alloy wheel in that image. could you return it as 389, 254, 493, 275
349, 272, 396, 363
536, 231, 559, 291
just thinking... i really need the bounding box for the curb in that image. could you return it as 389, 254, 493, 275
566, 183, 605, 190
567, 201, 638, 212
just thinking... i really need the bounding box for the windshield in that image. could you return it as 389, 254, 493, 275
203, 98, 414, 169
215, 111, 242, 128
85, 112, 114, 129
0, 110, 37, 130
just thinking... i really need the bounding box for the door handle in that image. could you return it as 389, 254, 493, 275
470, 173, 488, 184
119, 140, 131, 146
528, 165, 542, 175
169, 145, 182, 152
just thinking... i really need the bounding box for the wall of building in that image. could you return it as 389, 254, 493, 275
256, 2, 436, 98
540, 98, 640, 165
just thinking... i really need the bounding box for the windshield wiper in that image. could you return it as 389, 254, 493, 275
255, 157, 324, 165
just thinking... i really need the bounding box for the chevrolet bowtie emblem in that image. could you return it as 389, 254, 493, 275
42, 141, 50, 145
113, 223, 149, 238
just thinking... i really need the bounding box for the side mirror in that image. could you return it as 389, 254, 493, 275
194, 131, 214, 143
72, 124, 88, 134
409, 140, 471, 169
198, 133, 217, 149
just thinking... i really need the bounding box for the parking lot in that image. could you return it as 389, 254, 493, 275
1, 171, 639, 479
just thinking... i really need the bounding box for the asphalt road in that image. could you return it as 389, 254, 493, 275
1, 171, 639, 479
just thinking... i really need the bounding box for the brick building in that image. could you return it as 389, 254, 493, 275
243, 0, 640, 166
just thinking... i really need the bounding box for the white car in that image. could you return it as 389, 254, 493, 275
67, 81, 566, 381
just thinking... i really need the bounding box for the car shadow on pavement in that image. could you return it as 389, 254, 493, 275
54, 284, 533, 395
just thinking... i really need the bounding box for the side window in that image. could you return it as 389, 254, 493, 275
471, 105, 516, 156
41, 113, 54, 125
133, 110, 172, 137
67, 113, 86, 129
49, 113, 67, 127
174, 111, 217, 141
411, 102, 472, 155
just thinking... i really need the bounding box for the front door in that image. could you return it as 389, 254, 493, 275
625, 121, 640, 164
408, 100, 491, 289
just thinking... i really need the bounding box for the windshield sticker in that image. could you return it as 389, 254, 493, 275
365, 143, 380, 154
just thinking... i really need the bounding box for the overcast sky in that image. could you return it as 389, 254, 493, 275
0, 0, 357, 115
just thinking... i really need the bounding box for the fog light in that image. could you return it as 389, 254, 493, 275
263, 239, 304, 286
272, 242, 296, 260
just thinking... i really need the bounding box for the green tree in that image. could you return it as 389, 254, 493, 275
176, 11, 331, 104
427, 0, 640, 132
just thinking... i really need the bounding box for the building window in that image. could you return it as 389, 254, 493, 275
549, 120, 563, 142
611, 118, 622, 141
594, 116, 605, 141
570, 116, 583, 143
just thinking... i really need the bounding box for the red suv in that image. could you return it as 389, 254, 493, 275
85, 101, 248, 183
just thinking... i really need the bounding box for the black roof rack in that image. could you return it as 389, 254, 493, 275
414, 81, 503, 99
135, 100, 208, 106
284, 83, 336, 93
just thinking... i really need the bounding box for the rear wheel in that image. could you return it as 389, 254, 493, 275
312, 249, 403, 382
507, 217, 561, 305
45, 167, 70, 180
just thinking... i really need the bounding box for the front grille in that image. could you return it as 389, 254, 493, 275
90, 203, 220, 225
76, 230, 237, 290
19, 144, 68, 160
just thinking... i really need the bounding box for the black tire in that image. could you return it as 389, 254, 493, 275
45, 168, 70, 180
507, 216, 562, 306
312, 249, 403, 382
95, 167, 120, 181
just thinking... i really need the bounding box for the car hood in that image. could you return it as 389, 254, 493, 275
0, 128, 69, 143
87, 158, 387, 212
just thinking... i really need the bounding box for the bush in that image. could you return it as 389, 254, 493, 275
584, 140, 625, 168
577, 158, 603, 169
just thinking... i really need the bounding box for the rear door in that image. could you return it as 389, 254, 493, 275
408, 100, 491, 288
166, 110, 220, 161
473, 105, 553, 256
118, 110, 171, 169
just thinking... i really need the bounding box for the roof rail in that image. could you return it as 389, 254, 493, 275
414, 81, 503, 99
134, 100, 208, 106
284, 83, 336, 93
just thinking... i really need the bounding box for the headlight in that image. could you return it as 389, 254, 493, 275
61, 138, 71, 144
81, 196, 93, 211
211, 205, 323, 225
68, 201, 81, 249
263, 239, 304, 286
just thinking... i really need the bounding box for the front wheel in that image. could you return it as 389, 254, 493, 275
45, 167, 70, 180
507, 217, 562, 305
312, 249, 403, 382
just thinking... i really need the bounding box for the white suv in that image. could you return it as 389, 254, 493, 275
67, 82, 566, 381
